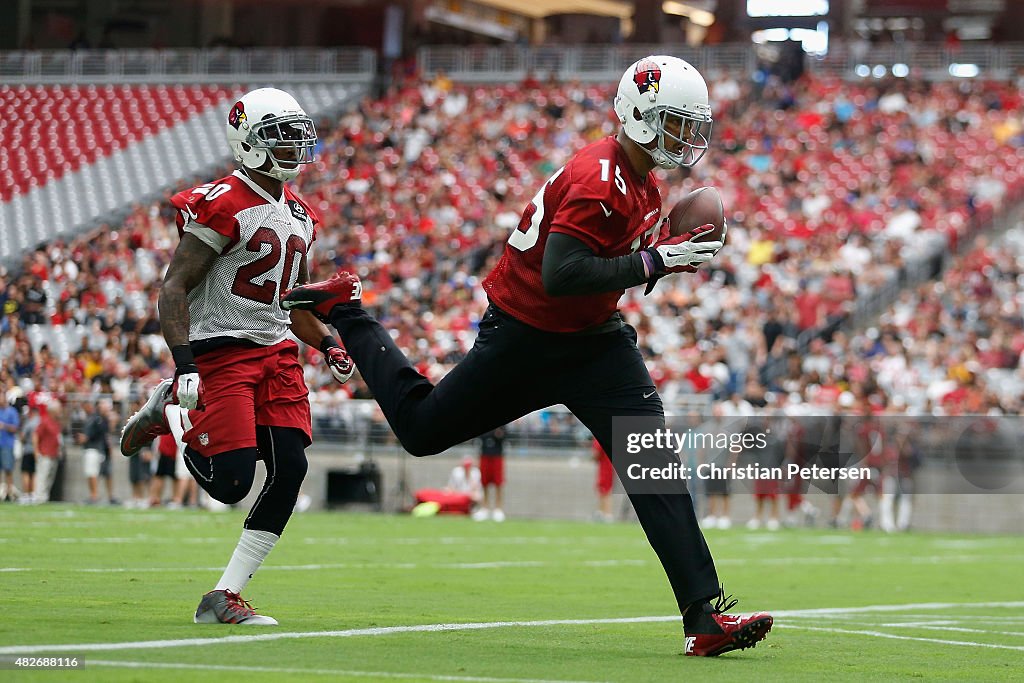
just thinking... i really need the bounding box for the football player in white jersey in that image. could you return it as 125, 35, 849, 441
120, 88, 354, 625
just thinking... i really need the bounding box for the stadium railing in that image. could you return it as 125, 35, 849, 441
415, 42, 1024, 81
3, 43, 1022, 86
57, 394, 711, 454
0, 48, 377, 84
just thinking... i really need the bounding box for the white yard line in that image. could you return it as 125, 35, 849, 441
776, 623, 1024, 652
6, 556, 1023, 574
853, 621, 1024, 637
772, 601, 1024, 617
2, 602, 1024, 656
87, 660, 605, 683
1, 559, 652, 574
0, 617, 679, 655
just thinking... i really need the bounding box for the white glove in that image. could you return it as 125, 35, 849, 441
647, 225, 723, 273
174, 371, 202, 410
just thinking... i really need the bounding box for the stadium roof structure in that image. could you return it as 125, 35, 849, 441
470, 0, 633, 19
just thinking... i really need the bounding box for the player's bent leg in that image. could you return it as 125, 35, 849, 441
565, 325, 772, 655
120, 378, 173, 457
246, 425, 308, 534
190, 429, 306, 626
319, 303, 550, 457
182, 447, 258, 505
565, 327, 721, 612
284, 275, 541, 456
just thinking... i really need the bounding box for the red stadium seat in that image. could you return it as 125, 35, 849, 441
0, 84, 235, 200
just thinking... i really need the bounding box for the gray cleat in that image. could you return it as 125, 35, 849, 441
194, 589, 279, 625
119, 378, 173, 457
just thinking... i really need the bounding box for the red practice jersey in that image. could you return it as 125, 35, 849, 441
483, 136, 663, 332
169, 170, 319, 347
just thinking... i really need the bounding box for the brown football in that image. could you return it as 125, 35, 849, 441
667, 186, 726, 243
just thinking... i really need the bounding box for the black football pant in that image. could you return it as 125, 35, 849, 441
329, 303, 720, 612
183, 425, 308, 536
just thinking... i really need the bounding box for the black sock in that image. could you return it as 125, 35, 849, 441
683, 600, 728, 634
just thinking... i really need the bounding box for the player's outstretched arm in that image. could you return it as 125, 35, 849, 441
159, 233, 219, 409
287, 256, 354, 384
541, 232, 650, 296
287, 256, 335, 348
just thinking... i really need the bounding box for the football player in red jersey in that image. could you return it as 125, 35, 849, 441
119, 88, 354, 625
284, 57, 772, 655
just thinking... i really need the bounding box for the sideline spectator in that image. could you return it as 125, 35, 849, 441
79, 401, 117, 505
414, 457, 482, 515
0, 386, 20, 501
473, 426, 507, 522
18, 407, 39, 502
593, 439, 615, 523
31, 403, 62, 503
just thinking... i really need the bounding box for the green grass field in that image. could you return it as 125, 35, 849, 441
1, 505, 1022, 682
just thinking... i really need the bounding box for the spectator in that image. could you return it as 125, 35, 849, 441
745, 418, 782, 531
149, 432, 183, 508
31, 403, 62, 503
473, 426, 507, 522
413, 457, 482, 515
0, 386, 20, 501
593, 438, 615, 523
79, 401, 116, 505
18, 407, 39, 503
127, 435, 153, 509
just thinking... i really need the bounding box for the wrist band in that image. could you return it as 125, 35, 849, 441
170, 344, 195, 368
319, 336, 340, 354
640, 250, 655, 279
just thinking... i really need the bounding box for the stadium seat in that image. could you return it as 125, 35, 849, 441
1, 83, 355, 262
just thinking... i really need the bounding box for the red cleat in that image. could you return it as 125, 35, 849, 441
280, 271, 362, 322
684, 591, 773, 657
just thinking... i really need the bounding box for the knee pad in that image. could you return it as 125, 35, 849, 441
258, 426, 309, 486
184, 446, 258, 505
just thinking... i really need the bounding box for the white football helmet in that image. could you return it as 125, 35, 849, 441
614, 55, 713, 169
225, 87, 317, 182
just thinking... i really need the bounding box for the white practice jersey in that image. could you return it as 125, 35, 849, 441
170, 170, 319, 346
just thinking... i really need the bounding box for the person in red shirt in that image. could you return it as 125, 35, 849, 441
285, 56, 771, 656
31, 403, 62, 503
473, 426, 508, 522
593, 438, 616, 523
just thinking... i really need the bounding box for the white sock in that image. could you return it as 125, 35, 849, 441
165, 404, 186, 442
897, 497, 912, 530
215, 529, 279, 594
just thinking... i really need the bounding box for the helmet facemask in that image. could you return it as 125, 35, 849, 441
245, 113, 317, 181
641, 106, 712, 170
614, 56, 714, 171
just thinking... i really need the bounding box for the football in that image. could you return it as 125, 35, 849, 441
667, 186, 726, 243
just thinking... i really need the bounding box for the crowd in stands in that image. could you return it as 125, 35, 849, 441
2, 69, 1024, 453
